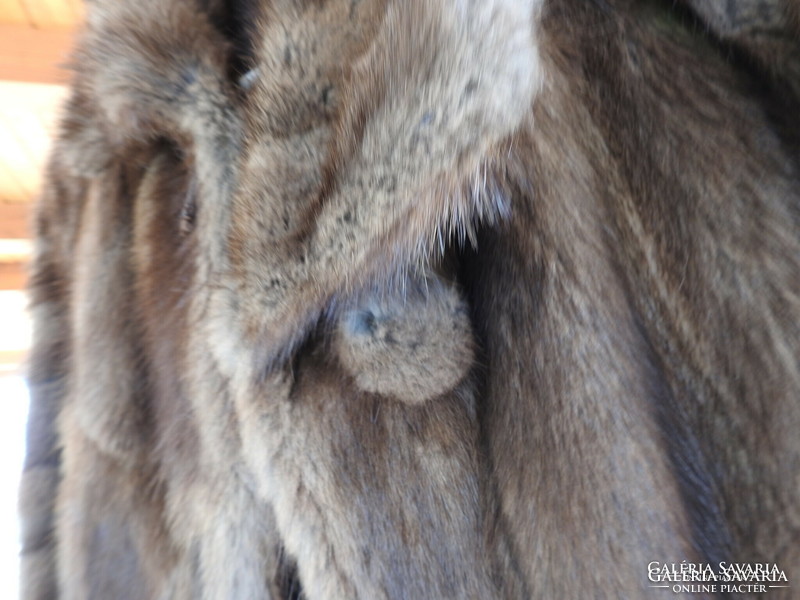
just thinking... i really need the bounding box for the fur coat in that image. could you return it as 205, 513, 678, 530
20, 0, 800, 597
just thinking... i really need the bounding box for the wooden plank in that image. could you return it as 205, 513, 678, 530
65, 0, 82, 22
36, 0, 75, 27
0, 261, 27, 289
0, 24, 74, 84
0, 0, 30, 25
20, 0, 52, 28
0, 203, 30, 238
0, 158, 29, 201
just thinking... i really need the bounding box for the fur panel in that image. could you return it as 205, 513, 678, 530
682, 0, 800, 96
20, 0, 800, 598
334, 276, 475, 405
225, 0, 543, 366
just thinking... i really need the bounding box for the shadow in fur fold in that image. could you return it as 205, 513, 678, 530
20, 0, 800, 598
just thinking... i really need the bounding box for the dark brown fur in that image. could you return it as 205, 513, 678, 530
20, 0, 800, 598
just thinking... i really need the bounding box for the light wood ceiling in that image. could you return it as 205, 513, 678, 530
0, 0, 80, 293
0, 0, 83, 28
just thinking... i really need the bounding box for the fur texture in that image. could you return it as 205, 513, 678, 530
20, 0, 800, 598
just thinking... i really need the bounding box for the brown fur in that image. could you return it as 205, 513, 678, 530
20, 0, 800, 598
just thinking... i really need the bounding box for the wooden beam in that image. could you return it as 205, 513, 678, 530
0, 0, 30, 25
0, 203, 30, 238
28, 0, 80, 28
0, 261, 26, 290
0, 202, 32, 290
0, 24, 75, 84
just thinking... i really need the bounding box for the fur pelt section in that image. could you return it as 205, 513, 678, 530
335, 276, 475, 405
20, 0, 800, 598
683, 0, 800, 96
225, 0, 542, 366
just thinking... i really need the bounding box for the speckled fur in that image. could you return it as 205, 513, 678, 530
20, 0, 800, 599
